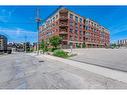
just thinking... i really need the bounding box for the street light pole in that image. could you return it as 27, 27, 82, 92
35, 8, 41, 55
24, 34, 27, 53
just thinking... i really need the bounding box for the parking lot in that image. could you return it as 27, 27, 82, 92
1, 52, 127, 89
67, 48, 127, 72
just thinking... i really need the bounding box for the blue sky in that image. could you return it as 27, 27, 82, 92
0, 6, 127, 43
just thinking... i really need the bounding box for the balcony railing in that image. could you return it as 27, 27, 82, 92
59, 31, 68, 35
59, 23, 68, 26
59, 9, 68, 13
59, 16, 68, 20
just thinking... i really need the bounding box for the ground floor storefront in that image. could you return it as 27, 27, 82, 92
61, 41, 108, 49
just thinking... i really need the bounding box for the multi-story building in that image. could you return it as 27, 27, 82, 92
118, 39, 127, 47
84, 19, 110, 48
39, 7, 110, 48
0, 34, 7, 50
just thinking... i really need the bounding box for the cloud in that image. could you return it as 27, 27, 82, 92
0, 9, 14, 22
0, 27, 37, 43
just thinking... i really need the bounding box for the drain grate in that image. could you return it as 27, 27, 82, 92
38, 60, 44, 62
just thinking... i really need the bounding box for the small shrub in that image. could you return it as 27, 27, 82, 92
48, 48, 52, 52
82, 43, 86, 48
76, 44, 81, 48
51, 48, 58, 52
53, 50, 69, 58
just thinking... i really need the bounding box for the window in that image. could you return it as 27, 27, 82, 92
75, 26, 78, 31
70, 21, 73, 26
70, 29, 73, 32
51, 19, 52, 23
70, 36, 73, 41
96, 24, 99, 28
85, 20, 88, 25
85, 26, 89, 30
53, 23, 55, 26
75, 16, 78, 22
53, 17, 55, 21
101, 32, 105, 37
75, 22, 78, 25
80, 18, 82, 23
85, 32, 90, 37
80, 31, 82, 35
91, 22, 93, 25
75, 30, 78, 34
56, 15, 58, 19
70, 14, 73, 19
80, 24, 82, 28
56, 21, 58, 25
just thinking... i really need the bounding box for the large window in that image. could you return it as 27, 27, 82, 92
70, 29, 73, 32
75, 22, 78, 29
80, 31, 82, 35
80, 18, 82, 23
85, 26, 89, 30
75, 16, 78, 22
101, 32, 105, 37
75, 30, 78, 35
80, 24, 82, 28
70, 14, 73, 19
70, 21, 73, 26
94, 29, 96, 32
85, 32, 90, 38
56, 14, 58, 19
53, 17, 55, 21
70, 36, 73, 41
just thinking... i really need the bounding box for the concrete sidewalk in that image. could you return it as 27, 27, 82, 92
38, 54, 127, 84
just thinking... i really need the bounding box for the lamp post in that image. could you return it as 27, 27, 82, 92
24, 34, 27, 53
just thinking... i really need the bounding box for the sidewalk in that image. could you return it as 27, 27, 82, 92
38, 54, 127, 84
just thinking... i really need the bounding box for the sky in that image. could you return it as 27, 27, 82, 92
0, 6, 127, 43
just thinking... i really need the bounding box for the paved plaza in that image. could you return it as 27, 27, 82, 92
0, 52, 127, 89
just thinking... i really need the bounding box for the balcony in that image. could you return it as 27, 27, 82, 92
59, 31, 68, 35
59, 9, 68, 13
59, 16, 68, 20
63, 38, 68, 41
60, 35, 68, 41
59, 23, 68, 27
85, 34, 90, 38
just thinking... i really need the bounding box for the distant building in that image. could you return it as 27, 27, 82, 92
118, 39, 127, 47
0, 34, 7, 50
33, 42, 37, 51
8, 42, 24, 52
39, 7, 110, 48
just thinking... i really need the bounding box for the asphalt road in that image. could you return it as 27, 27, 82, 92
68, 48, 127, 72
0, 52, 127, 89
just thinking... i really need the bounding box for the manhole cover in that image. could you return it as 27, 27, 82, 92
39, 60, 44, 62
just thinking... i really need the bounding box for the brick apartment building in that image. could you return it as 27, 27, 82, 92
0, 34, 7, 50
39, 8, 110, 48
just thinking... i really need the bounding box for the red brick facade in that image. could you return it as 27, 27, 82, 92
39, 8, 110, 48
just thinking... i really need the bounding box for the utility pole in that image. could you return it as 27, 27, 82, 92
24, 34, 27, 53
35, 8, 41, 55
